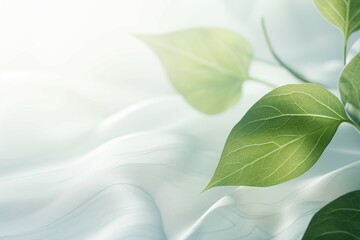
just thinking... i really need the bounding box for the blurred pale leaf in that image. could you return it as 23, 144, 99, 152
136, 28, 253, 114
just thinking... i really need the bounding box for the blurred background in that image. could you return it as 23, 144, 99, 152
1, 1, 360, 239
1, 0, 360, 81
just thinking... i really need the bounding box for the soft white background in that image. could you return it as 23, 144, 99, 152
1, 0, 360, 239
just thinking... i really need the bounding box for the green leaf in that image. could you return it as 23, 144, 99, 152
136, 28, 253, 114
314, 0, 360, 63
205, 84, 349, 189
340, 52, 360, 126
303, 190, 360, 240
314, 0, 360, 41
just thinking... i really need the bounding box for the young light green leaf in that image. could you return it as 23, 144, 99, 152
340, 52, 360, 126
303, 190, 360, 240
136, 28, 253, 114
314, 0, 360, 40
314, 0, 360, 63
205, 84, 349, 190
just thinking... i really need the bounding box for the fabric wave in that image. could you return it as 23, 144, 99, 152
0, 66, 360, 239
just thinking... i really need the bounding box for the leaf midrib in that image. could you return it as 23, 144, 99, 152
210, 123, 340, 188
345, 0, 350, 40
264, 90, 346, 120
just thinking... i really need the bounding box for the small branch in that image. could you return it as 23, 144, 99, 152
343, 36, 348, 65
261, 18, 314, 84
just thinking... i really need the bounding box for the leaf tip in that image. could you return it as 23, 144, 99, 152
202, 181, 215, 193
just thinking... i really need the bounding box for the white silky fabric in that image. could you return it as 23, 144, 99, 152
0, 0, 360, 239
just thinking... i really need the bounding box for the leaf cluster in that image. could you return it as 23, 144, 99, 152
137, 0, 360, 238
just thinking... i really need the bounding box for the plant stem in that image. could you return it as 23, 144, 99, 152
250, 76, 277, 88
261, 18, 313, 84
343, 37, 348, 65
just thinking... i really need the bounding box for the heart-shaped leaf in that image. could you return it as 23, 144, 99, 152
136, 28, 253, 114
206, 84, 350, 189
314, 0, 360, 42
303, 190, 360, 240
340, 52, 360, 126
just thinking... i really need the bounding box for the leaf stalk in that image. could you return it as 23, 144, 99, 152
261, 18, 314, 84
